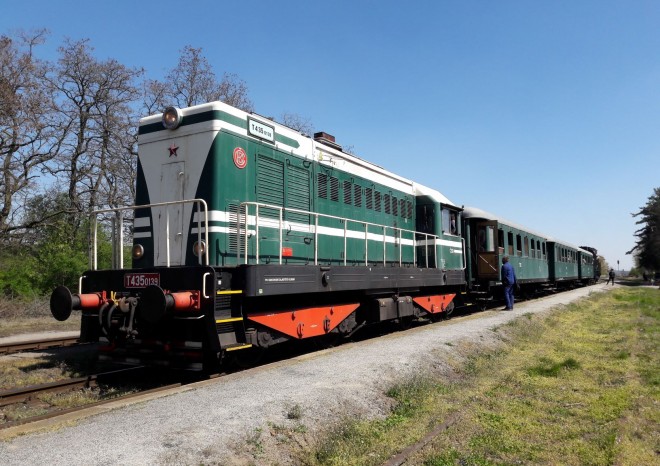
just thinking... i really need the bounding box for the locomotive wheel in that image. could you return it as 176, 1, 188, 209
232, 346, 266, 368
312, 332, 342, 349
398, 315, 414, 330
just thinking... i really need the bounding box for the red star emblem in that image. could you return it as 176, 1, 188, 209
168, 142, 179, 157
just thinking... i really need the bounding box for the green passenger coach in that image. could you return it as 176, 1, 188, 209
463, 207, 553, 305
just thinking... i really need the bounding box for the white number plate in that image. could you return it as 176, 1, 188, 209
248, 117, 275, 143
124, 273, 160, 288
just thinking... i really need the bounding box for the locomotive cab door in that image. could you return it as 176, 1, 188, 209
155, 161, 186, 266
475, 221, 499, 280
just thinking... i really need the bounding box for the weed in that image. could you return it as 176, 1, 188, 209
246, 427, 264, 456
527, 357, 581, 377
286, 403, 303, 420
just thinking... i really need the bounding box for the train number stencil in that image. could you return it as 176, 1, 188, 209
124, 273, 160, 288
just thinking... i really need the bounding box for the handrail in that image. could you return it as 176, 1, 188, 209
89, 199, 209, 270
237, 201, 444, 268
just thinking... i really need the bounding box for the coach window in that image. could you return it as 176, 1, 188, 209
498, 229, 504, 253
516, 234, 522, 256
542, 242, 546, 260
530, 239, 535, 258
507, 232, 514, 255
478, 225, 495, 252
524, 236, 529, 257
392, 196, 398, 216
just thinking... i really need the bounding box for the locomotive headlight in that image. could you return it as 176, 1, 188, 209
162, 106, 182, 130
132, 244, 144, 260
193, 241, 206, 257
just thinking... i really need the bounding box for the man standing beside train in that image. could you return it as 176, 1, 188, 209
501, 256, 516, 310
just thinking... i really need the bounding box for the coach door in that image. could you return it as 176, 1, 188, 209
155, 161, 186, 266
476, 221, 499, 279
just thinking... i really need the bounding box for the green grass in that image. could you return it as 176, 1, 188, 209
297, 289, 659, 466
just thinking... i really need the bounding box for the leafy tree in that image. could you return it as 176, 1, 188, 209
0, 250, 40, 297
627, 187, 660, 271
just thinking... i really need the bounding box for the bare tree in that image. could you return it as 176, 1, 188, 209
143, 45, 253, 114
279, 112, 314, 135
0, 30, 61, 241
47, 39, 143, 240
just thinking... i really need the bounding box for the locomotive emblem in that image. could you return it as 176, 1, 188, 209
233, 147, 247, 169
168, 142, 179, 157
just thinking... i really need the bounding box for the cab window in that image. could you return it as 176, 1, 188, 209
442, 209, 458, 235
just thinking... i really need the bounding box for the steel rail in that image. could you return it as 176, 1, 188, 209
0, 336, 81, 355
0, 367, 145, 407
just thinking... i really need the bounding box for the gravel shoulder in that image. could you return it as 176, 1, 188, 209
0, 284, 613, 465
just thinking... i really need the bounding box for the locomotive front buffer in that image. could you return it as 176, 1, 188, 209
49, 267, 239, 370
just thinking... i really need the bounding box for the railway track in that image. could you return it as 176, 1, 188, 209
0, 366, 220, 430
0, 336, 81, 355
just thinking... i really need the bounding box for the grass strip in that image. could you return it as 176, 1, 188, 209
298, 288, 659, 466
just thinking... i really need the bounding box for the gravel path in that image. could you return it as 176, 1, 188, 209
0, 284, 613, 465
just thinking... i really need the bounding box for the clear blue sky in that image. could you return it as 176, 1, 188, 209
3, 0, 659, 270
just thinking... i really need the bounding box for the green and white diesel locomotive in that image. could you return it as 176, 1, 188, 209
50, 101, 466, 370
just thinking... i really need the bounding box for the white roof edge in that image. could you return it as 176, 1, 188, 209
463, 206, 589, 250
413, 183, 456, 207
462, 206, 549, 240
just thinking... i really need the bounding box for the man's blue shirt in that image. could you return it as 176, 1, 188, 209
501, 262, 516, 285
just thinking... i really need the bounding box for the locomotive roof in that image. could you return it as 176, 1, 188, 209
140, 101, 458, 207
463, 207, 591, 253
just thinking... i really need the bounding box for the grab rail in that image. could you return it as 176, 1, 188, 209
89, 199, 209, 270
237, 201, 440, 268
